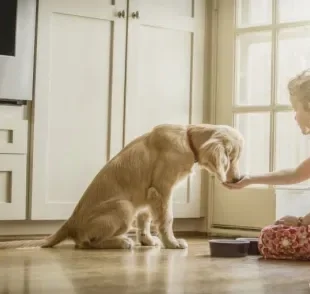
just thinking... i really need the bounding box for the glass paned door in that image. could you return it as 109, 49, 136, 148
235, 113, 271, 184
235, 31, 272, 106
212, 0, 310, 230
277, 26, 310, 104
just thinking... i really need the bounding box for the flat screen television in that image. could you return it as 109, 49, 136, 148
0, 0, 18, 56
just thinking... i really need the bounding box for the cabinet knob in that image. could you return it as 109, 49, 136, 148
117, 10, 126, 18
131, 11, 140, 19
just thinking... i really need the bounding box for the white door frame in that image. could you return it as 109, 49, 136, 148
207, 0, 310, 237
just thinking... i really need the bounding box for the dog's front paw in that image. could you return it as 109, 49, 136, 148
176, 238, 188, 249
121, 237, 135, 249
139, 234, 163, 247
163, 238, 188, 249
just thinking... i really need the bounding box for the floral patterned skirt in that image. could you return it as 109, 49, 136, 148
258, 225, 310, 260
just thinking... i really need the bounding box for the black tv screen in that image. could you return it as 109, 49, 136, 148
0, 0, 18, 56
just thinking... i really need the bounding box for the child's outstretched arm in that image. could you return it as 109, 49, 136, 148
223, 157, 310, 189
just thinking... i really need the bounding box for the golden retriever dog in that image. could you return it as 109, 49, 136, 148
0, 124, 243, 250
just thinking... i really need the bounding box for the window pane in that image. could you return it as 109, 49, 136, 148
236, 0, 272, 28
235, 32, 272, 106
275, 112, 310, 187
276, 27, 310, 105
234, 113, 270, 177
278, 0, 310, 23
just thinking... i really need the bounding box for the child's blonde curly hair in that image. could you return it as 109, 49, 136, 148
288, 69, 310, 110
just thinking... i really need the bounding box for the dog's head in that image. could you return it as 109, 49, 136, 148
198, 126, 244, 183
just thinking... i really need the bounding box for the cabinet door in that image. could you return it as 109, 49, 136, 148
0, 106, 28, 220
124, 0, 205, 217
31, 0, 127, 220
0, 155, 27, 220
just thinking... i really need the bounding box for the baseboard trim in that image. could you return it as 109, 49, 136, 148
208, 228, 260, 238
0, 230, 258, 242
0, 231, 208, 242
0, 218, 207, 236
0, 234, 48, 241
0, 220, 261, 240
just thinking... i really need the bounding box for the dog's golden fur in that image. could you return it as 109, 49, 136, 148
0, 124, 244, 250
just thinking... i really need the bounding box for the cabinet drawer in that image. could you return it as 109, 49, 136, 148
0, 119, 28, 154
0, 154, 27, 220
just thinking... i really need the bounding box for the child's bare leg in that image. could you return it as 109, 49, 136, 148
274, 215, 299, 226
274, 214, 310, 226
301, 212, 310, 225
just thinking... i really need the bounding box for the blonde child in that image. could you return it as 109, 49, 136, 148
224, 69, 310, 260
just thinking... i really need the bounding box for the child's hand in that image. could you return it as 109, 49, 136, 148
301, 213, 310, 225
222, 175, 251, 189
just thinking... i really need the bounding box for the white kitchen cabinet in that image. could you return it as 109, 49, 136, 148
31, 0, 127, 220
124, 0, 205, 217
0, 155, 27, 220
0, 106, 28, 220
31, 0, 206, 220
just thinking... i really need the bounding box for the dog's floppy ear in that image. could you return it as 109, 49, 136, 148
199, 138, 228, 183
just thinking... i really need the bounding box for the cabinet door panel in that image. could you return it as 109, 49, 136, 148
0, 155, 27, 220
31, 0, 127, 219
125, 0, 205, 217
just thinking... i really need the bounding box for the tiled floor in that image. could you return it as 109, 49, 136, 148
0, 238, 309, 294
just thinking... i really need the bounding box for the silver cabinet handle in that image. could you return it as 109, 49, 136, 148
131, 11, 140, 19
117, 10, 126, 18
0, 99, 26, 106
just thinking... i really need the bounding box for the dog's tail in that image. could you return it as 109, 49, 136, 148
0, 222, 69, 249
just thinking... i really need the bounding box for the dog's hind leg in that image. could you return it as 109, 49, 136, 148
76, 199, 135, 250
90, 236, 135, 249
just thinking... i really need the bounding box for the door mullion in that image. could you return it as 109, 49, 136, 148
269, 0, 277, 173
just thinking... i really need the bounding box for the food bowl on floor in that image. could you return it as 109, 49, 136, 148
236, 237, 260, 255
209, 239, 250, 258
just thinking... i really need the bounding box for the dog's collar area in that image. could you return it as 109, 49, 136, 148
187, 130, 199, 163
